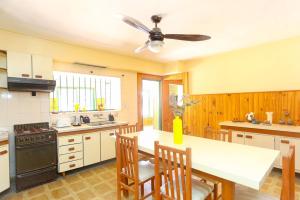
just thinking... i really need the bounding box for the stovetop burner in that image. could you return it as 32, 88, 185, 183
14, 122, 54, 135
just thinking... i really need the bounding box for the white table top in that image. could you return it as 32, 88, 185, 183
220, 121, 300, 133
125, 130, 279, 190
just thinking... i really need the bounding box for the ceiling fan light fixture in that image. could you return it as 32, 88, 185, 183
148, 40, 164, 53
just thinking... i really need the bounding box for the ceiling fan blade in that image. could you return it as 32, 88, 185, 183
120, 15, 151, 34
164, 34, 211, 41
134, 41, 149, 53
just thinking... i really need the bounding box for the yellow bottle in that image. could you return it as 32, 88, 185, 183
173, 116, 183, 144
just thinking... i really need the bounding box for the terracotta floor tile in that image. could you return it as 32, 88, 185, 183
29, 194, 49, 200
76, 189, 96, 200
51, 188, 70, 199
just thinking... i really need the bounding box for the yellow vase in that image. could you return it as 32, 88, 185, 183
173, 116, 183, 144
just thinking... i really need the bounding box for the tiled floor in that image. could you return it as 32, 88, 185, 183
2, 160, 300, 200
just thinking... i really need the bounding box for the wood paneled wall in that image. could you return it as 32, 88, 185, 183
185, 91, 300, 137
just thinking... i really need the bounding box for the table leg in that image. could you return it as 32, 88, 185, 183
221, 179, 235, 200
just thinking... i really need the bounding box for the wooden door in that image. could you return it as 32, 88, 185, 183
0, 144, 9, 192
83, 132, 100, 166
162, 80, 183, 132
101, 129, 117, 161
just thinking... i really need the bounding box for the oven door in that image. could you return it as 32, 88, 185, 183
16, 141, 57, 174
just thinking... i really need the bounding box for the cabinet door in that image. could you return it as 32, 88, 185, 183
7, 51, 32, 78
32, 55, 53, 80
232, 131, 245, 144
0, 145, 10, 192
244, 133, 274, 149
101, 130, 116, 161
275, 137, 300, 171
83, 132, 100, 166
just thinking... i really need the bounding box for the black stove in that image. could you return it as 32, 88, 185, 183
15, 122, 58, 191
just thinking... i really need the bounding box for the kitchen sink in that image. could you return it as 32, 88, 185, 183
87, 121, 116, 126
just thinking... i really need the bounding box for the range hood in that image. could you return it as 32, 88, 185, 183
7, 77, 56, 92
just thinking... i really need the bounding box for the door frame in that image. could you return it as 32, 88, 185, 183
137, 73, 163, 131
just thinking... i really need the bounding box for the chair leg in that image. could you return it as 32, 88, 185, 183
213, 183, 219, 200
117, 177, 121, 200
151, 177, 155, 191
205, 194, 212, 200
140, 182, 144, 198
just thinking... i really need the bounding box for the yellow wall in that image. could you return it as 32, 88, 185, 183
0, 29, 165, 75
166, 36, 300, 95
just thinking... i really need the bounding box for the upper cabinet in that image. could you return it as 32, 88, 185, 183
7, 51, 53, 80
7, 51, 32, 78
32, 54, 53, 80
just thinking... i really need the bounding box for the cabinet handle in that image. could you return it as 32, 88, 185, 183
21, 74, 30, 78
237, 134, 243, 138
281, 140, 290, 144
69, 155, 75, 160
68, 139, 75, 143
69, 164, 76, 168
109, 132, 115, 136
245, 135, 253, 139
0, 150, 8, 155
68, 147, 75, 151
85, 137, 91, 140
35, 75, 43, 79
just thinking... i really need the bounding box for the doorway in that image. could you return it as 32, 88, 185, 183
142, 80, 161, 130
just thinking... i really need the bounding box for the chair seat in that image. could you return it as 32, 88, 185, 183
138, 160, 155, 182
161, 176, 213, 200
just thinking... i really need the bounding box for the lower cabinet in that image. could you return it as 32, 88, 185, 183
83, 132, 101, 166
244, 133, 275, 149
232, 131, 245, 144
101, 130, 116, 161
0, 144, 10, 193
275, 137, 300, 171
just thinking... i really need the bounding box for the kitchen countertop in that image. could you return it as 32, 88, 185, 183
0, 130, 9, 144
54, 121, 128, 134
219, 121, 300, 133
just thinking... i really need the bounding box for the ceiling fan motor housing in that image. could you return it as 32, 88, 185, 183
150, 27, 164, 41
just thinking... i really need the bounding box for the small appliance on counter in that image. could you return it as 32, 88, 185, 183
245, 112, 260, 124
72, 115, 81, 126
56, 117, 71, 128
108, 113, 115, 121
80, 115, 90, 124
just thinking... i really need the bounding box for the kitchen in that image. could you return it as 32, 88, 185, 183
1, 0, 300, 199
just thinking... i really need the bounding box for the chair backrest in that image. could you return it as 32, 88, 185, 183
119, 124, 138, 135
154, 141, 192, 200
281, 145, 295, 200
204, 127, 232, 142
116, 134, 139, 181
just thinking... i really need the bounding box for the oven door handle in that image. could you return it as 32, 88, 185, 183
16, 141, 56, 149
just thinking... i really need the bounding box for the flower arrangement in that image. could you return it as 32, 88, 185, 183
169, 94, 200, 117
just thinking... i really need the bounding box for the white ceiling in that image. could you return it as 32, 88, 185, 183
0, 0, 300, 62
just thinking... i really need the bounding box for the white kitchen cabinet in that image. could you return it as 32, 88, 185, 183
83, 132, 101, 166
7, 51, 32, 78
244, 133, 275, 149
232, 131, 245, 144
32, 54, 53, 80
101, 129, 116, 161
275, 137, 300, 171
0, 144, 10, 193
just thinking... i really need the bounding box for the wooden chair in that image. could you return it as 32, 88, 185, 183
235, 145, 295, 200
204, 127, 232, 143
154, 141, 213, 200
118, 123, 138, 135
116, 134, 155, 200
201, 127, 233, 199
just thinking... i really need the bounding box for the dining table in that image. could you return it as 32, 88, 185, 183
123, 129, 280, 200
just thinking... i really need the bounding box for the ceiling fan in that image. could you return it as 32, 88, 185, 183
119, 14, 211, 53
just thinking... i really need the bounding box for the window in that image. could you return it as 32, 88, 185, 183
50, 71, 121, 112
